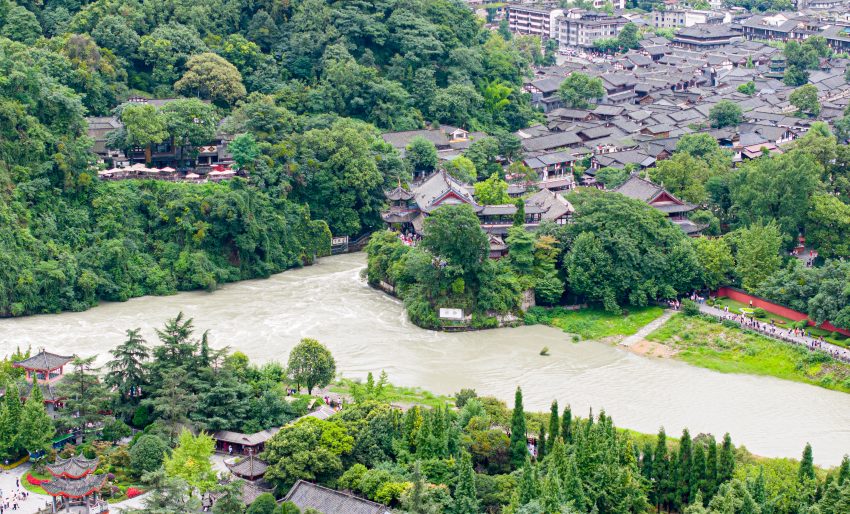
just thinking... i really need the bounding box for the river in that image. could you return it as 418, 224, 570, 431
1, 253, 849, 465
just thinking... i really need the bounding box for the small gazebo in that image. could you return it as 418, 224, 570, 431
41, 455, 108, 513
13, 350, 73, 383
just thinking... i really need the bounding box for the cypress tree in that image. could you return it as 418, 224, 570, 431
678, 428, 693, 507
564, 454, 587, 511
641, 441, 654, 482
718, 433, 735, 484
838, 455, 850, 487
548, 400, 559, 444
453, 453, 479, 514
541, 465, 563, 513
538, 423, 547, 460
652, 428, 669, 511
1, 383, 22, 456
834, 481, 850, 513
819, 480, 841, 514
690, 444, 706, 502
509, 386, 528, 469
749, 466, 766, 508
799, 443, 816, 483
517, 458, 539, 505
561, 405, 572, 444
706, 436, 719, 497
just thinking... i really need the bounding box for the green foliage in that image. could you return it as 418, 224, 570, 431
558, 73, 605, 109
405, 137, 438, 177
790, 84, 821, 117
564, 189, 700, 312
130, 434, 169, 476
286, 338, 336, 395
164, 429, 217, 493
595, 167, 629, 189
737, 81, 756, 96
728, 223, 783, 293
474, 173, 511, 205
709, 100, 742, 128
262, 417, 354, 490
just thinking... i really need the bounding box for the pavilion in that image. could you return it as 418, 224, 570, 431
13, 350, 73, 383
12, 350, 73, 415
41, 455, 108, 513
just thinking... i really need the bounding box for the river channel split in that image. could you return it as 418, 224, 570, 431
1, 253, 848, 465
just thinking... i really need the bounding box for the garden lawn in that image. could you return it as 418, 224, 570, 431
648, 314, 850, 393
22, 471, 50, 495
526, 306, 664, 340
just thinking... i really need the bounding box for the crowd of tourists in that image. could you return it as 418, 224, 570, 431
0, 479, 32, 513
711, 305, 850, 363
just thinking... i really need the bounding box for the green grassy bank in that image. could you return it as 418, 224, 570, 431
525, 305, 664, 340
648, 314, 850, 394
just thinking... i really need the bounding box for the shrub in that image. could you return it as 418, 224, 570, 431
681, 299, 700, 316
753, 308, 767, 318
539, 346, 550, 356
129, 434, 168, 477
454, 389, 478, 408
126, 488, 143, 499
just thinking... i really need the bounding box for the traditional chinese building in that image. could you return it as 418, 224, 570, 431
41, 455, 109, 513
613, 175, 705, 235
381, 171, 574, 243
12, 350, 73, 414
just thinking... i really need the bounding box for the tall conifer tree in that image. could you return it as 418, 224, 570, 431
509, 386, 527, 469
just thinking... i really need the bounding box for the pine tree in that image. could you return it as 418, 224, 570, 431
453, 453, 478, 514
819, 480, 841, 514
799, 443, 816, 483
548, 400, 559, 444
17, 377, 55, 456
706, 436, 719, 498
538, 423, 547, 460
718, 433, 735, 484
678, 428, 693, 507
509, 386, 528, 469
834, 481, 850, 513
561, 405, 572, 444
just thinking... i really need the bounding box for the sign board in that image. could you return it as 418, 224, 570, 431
439, 308, 464, 320
331, 236, 349, 246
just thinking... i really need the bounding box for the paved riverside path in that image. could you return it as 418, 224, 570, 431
698, 303, 850, 363
619, 310, 675, 347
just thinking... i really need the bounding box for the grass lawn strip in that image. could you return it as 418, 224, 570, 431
526, 306, 665, 340
648, 314, 850, 393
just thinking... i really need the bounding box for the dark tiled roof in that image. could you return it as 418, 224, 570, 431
227, 456, 268, 479
386, 185, 414, 201
284, 480, 391, 514
41, 474, 107, 498
14, 351, 73, 371
47, 455, 99, 479
212, 428, 280, 447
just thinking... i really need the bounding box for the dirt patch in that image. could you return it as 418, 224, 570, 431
627, 339, 678, 358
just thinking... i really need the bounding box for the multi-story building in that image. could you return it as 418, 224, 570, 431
557, 10, 629, 49
739, 13, 817, 42
506, 5, 564, 39
652, 9, 727, 29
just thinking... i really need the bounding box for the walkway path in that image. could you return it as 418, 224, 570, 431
698, 304, 850, 363
619, 310, 675, 347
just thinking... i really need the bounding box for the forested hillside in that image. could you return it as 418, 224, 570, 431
0, 0, 542, 316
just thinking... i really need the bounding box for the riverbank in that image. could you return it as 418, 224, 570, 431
524, 305, 665, 341
645, 314, 850, 394
3, 254, 850, 464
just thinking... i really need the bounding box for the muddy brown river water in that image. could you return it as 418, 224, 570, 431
1, 253, 848, 465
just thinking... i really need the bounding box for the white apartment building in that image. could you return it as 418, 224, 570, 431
506, 5, 564, 40
557, 10, 629, 48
